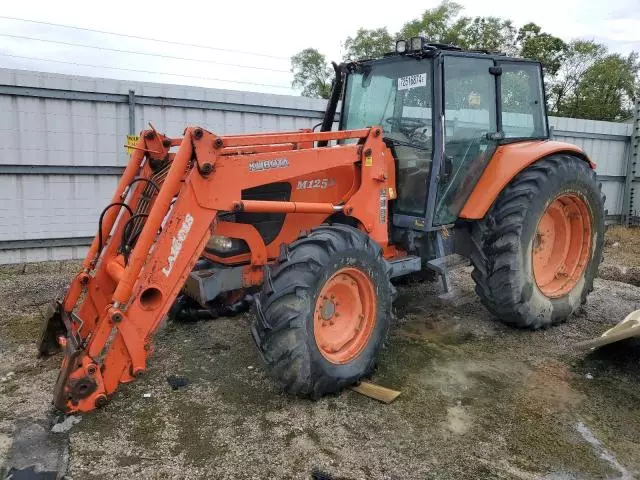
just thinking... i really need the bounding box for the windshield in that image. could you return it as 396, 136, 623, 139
342, 58, 433, 148
342, 58, 434, 217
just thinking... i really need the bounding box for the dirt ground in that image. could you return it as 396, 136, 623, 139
599, 226, 640, 286
1, 230, 640, 479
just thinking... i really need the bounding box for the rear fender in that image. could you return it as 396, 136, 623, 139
459, 140, 595, 220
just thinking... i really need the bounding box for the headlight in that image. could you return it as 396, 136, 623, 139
206, 235, 233, 252
395, 40, 407, 54
410, 37, 425, 52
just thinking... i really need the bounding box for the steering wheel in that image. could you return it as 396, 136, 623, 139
385, 117, 428, 136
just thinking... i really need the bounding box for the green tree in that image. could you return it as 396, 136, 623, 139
291, 48, 333, 99
399, 1, 464, 44
399, 2, 516, 52
557, 52, 640, 120
291, 2, 640, 123
517, 23, 567, 76
456, 16, 517, 54
547, 40, 606, 114
343, 27, 394, 61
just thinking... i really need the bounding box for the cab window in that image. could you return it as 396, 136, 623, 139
500, 62, 548, 138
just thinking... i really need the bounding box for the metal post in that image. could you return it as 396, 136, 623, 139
128, 89, 136, 135
622, 99, 640, 226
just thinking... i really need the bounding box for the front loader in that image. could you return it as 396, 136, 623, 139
39, 39, 605, 413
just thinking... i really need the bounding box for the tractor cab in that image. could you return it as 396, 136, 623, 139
333, 38, 549, 231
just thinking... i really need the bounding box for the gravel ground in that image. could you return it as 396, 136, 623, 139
599, 226, 640, 287
1, 254, 640, 479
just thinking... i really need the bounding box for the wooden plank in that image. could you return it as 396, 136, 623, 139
576, 309, 640, 350
350, 381, 401, 404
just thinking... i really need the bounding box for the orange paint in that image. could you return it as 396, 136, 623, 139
532, 193, 592, 297
313, 267, 377, 364
460, 140, 594, 219
218, 128, 371, 148
106, 256, 125, 283
234, 200, 338, 214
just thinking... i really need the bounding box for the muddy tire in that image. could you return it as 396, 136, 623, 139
470, 155, 604, 329
252, 224, 394, 397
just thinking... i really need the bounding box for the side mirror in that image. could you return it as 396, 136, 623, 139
485, 131, 505, 141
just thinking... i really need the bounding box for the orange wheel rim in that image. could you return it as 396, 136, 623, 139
313, 267, 377, 364
532, 193, 592, 298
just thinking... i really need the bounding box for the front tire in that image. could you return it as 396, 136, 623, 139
470, 155, 604, 329
252, 225, 394, 397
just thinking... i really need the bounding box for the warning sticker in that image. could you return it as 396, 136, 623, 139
364, 155, 373, 167
379, 188, 387, 223
398, 73, 427, 91
125, 135, 139, 154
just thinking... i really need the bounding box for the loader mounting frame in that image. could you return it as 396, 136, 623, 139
42, 125, 398, 413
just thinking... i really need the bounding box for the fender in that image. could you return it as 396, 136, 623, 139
459, 140, 596, 219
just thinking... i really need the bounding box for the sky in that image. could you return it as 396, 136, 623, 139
0, 0, 638, 96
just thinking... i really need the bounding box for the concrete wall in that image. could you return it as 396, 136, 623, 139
0, 67, 637, 264
548, 116, 635, 219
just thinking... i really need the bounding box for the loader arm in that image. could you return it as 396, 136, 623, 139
43, 125, 396, 413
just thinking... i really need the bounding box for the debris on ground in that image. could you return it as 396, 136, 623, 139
1, 371, 15, 383
576, 308, 640, 350
166, 375, 190, 390
50, 416, 81, 434
349, 381, 401, 403
311, 468, 337, 480
3, 417, 69, 478
6, 465, 58, 480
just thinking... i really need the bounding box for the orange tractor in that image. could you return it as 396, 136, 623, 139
39, 39, 604, 413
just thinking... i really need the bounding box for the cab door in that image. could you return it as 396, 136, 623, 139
433, 55, 498, 225
390, 70, 435, 218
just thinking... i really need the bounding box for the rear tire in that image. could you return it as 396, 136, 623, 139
470, 155, 604, 329
252, 225, 394, 397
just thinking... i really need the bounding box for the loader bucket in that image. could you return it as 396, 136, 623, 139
37, 300, 67, 357
575, 309, 640, 351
